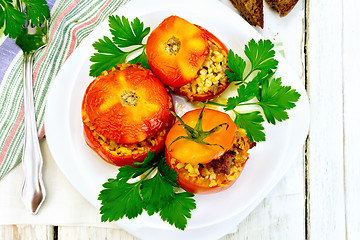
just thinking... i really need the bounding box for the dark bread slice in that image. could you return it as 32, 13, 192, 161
229, 0, 264, 28
265, 0, 299, 17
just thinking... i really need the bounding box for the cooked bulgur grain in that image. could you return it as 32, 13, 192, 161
83, 116, 166, 157
180, 40, 228, 95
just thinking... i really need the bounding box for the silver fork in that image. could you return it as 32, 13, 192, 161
15, 3, 48, 214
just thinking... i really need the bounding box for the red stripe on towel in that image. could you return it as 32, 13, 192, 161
0, 104, 24, 166
65, 0, 112, 60
33, 0, 81, 81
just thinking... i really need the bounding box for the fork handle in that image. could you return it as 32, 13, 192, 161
21, 52, 46, 214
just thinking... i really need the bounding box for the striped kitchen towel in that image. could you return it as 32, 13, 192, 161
0, 0, 129, 179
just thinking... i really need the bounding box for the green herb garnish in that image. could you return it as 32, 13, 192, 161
210, 39, 301, 142
89, 15, 150, 77
98, 152, 196, 230
0, 0, 50, 39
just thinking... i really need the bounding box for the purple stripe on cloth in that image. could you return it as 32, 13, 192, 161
0, 0, 57, 85
47, 0, 56, 10
0, 38, 18, 84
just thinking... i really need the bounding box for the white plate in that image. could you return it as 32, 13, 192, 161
44, 0, 310, 239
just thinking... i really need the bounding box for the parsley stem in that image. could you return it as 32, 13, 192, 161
236, 102, 258, 107
126, 165, 156, 191
206, 102, 227, 107
206, 101, 258, 109
127, 45, 145, 54
15, 0, 22, 11
140, 166, 157, 181
243, 69, 254, 82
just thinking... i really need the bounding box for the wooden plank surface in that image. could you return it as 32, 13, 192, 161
0, 225, 54, 240
343, 0, 360, 239
305, 0, 347, 239
57, 226, 138, 240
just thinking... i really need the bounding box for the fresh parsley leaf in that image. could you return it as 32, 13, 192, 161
233, 111, 265, 142
252, 69, 276, 86
225, 49, 246, 83
226, 40, 278, 84
89, 36, 128, 77
116, 151, 157, 180
89, 16, 150, 77
22, 0, 50, 26
0, 0, 49, 39
157, 155, 179, 187
109, 15, 150, 47
159, 192, 196, 231
128, 49, 149, 69
245, 39, 278, 72
133, 151, 157, 168
0, 0, 26, 39
257, 77, 301, 124
224, 78, 259, 111
211, 39, 300, 142
0, 4, 5, 29
141, 171, 174, 215
99, 179, 143, 221
98, 152, 196, 230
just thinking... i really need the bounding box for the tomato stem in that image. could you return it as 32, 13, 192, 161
167, 105, 227, 150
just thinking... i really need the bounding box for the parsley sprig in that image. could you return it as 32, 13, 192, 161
98, 152, 196, 230
210, 39, 301, 142
89, 15, 150, 77
0, 0, 50, 39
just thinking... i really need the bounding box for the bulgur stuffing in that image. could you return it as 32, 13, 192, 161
179, 40, 228, 95
83, 117, 165, 157
171, 128, 250, 188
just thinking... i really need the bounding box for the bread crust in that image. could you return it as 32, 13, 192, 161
265, 0, 299, 17
230, 0, 264, 28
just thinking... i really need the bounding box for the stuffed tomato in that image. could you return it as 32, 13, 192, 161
165, 107, 253, 194
146, 15, 230, 102
82, 63, 175, 167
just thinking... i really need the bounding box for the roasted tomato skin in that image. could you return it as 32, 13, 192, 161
82, 64, 175, 167
82, 66, 171, 144
146, 15, 209, 88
